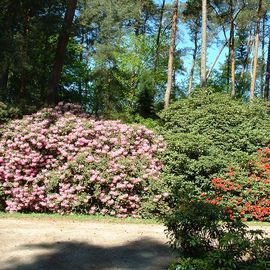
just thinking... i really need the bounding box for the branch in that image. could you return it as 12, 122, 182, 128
206, 40, 228, 80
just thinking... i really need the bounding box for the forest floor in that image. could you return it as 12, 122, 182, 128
1, 216, 269, 270
0, 217, 175, 270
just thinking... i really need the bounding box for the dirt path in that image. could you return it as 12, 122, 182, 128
0, 218, 175, 270
1, 217, 269, 270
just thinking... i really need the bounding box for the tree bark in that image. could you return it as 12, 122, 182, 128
47, 0, 77, 106
188, 30, 198, 94
229, 0, 236, 98
0, 1, 16, 101
0, 70, 9, 101
154, 0, 166, 71
200, 0, 207, 87
264, 34, 270, 101
250, 0, 262, 101
78, 31, 84, 101
240, 32, 253, 81
164, 0, 178, 108
260, 15, 266, 98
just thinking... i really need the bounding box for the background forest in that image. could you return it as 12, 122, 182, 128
0, 0, 269, 118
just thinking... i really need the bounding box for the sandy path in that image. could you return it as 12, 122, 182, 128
1, 217, 269, 270
0, 218, 175, 270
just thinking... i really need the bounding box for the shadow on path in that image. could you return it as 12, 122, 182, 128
6, 237, 175, 270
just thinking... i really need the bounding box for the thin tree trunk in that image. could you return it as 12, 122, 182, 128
240, 33, 253, 81
154, 0, 166, 71
207, 41, 227, 80
260, 15, 266, 98
227, 48, 231, 87
250, 0, 262, 101
172, 67, 176, 101
250, 42, 255, 79
164, 0, 178, 108
188, 30, 198, 94
229, 1, 236, 97
47, 0, 77, 106
264, 36, 270, 100
19, 9, 31, 101
0, 70, 9, 101
201, 0, 207, 87
0, 2, 16, 101
78, 32, 84, 101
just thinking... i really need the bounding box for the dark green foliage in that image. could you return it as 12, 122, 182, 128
0, 102, 20, 124
160, 87, 270, 194
0, 0, 186, 118
165, 192, 270, 270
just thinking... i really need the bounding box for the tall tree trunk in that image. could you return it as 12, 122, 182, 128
0, 2, 16, 101
240, 32, 253, 81
171, 67, 176, 101
164, 0, 178, 108
188, 30, 198, 94
260, 15, 266, 98
250, 0, 262, 101
227, 49, 231, 88
229, 0, 236, 97
78, 32, 84, 101
19, 9, 31, 101
0, 70, 9, 102
47, 0, 77, 106
154, 0, 166, 71
264, 36, 270, 100
201, 0, 207, 87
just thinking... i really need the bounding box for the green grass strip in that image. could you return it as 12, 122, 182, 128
0, 211, 159, 224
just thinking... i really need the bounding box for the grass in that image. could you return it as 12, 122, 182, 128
0, 211, 160, 224
0, 211, 269, 227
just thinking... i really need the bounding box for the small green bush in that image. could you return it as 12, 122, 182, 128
160, 88, 270, 195
164, 192, 270, 270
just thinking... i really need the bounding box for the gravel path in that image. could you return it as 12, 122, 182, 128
0, 218, 175, 270
1, 217, 269, 270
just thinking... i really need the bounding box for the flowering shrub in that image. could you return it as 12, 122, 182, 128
0, 103, 166, 217
202, 146, 270, 221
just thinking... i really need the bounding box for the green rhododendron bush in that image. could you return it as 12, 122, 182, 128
0, 103, 167, 217
160, 88, 270, 196
203, 145, 270, 222
165, 195, 270, 270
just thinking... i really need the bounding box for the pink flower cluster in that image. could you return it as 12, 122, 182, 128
0, 103, 165, 217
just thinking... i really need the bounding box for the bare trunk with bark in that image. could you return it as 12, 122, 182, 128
250, 0, 262, 101
260, 15, 266, 98
0, 2, 16, 101
0, 70, 8, 101
154, 0, 165, 71
264, 34, 270, 100
164, 0, 178, 108
229, 1, 236, 97
47, 0, 77, 106
188, 30, 198, 94
240, 33, 253, 81
201, 0, 207, 87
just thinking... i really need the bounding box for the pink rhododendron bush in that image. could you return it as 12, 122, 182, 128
0, 103, 167, 218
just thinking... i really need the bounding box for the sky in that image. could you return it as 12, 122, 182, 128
154, 0, 228, 88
